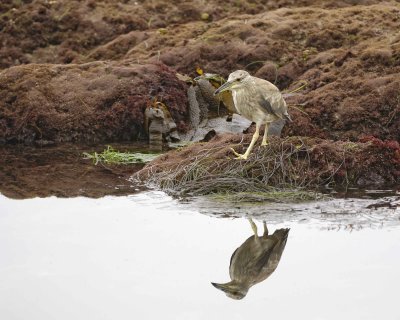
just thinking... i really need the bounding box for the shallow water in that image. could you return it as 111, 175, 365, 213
0, 143, 148, 199
1, 191, 400, 320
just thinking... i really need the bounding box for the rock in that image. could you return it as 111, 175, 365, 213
144, 99, 181, 149
201, 13, 210, 21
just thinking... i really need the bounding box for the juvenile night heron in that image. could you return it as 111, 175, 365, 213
214, 70, 292, 160
212, 219, 290, 300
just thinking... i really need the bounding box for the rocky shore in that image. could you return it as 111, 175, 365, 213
1, 0, 399, 189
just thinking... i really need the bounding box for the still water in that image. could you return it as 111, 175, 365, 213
1, 191, 399, 320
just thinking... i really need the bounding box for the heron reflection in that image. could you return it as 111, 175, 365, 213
212, 219, 289, 300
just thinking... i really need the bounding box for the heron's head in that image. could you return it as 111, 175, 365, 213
211, 281, 249, 300
213, 70, 251, 95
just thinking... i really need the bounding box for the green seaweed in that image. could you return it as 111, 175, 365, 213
83, 146, 160, 165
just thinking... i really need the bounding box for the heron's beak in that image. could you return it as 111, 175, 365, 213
214, 81, 234, 95
211, 282, 230, 292
211, 282, 247, 300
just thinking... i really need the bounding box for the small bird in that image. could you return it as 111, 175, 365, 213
212, 219, 290, 300
214, 70, 292, 160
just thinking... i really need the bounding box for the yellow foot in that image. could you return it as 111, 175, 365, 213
230, 148, 248, 160
261, 141, 269, 147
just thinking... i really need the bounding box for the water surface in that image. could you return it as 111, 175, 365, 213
1, 191, 399, 320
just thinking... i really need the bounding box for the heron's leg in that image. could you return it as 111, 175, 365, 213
261, 123, 269, 146
262, 221, 269, 238
248, 218, 258, 236
231, 123, 260, 160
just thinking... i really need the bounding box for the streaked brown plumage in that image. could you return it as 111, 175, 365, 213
212, 219, 290, 300
214, 70, 292, 160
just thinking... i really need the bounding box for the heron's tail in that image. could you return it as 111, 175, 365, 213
267, 228, 290, 268
272, 228, 290, 246
283, 112, 292, 122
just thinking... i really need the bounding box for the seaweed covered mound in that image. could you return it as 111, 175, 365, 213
116, 3, 400, 142
0, 62, 188, 145
0, 0, 386, 69
135, 133, 400, 195
2, 1, 400, 146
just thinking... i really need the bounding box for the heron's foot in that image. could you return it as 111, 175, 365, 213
261, 140, 269, 147
230, 148, 248, 160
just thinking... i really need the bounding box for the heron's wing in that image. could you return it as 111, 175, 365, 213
254, 242, 276, 272
261, 228, 290, 273
257, 90, 279, 117
254, 237, 279, 272
229, 247, 239, 269
270, 228, 290, 259
257, 88, 291, 121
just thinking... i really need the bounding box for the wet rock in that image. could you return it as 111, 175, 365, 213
357, 172, 386, 188
187, 85, 201, 129
145, 105, 164, 150
144, 99, 180, 149
180, 115, 252, 142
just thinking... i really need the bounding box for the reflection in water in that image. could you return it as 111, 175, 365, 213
1, 193, 400, 319
192, 192, 400, 230
212, 219, 289, 300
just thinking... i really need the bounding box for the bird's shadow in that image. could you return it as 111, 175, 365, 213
211, 218, 290, 300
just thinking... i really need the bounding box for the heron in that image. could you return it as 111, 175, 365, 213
214, 70, 292, 160
212, 219, 290, 300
